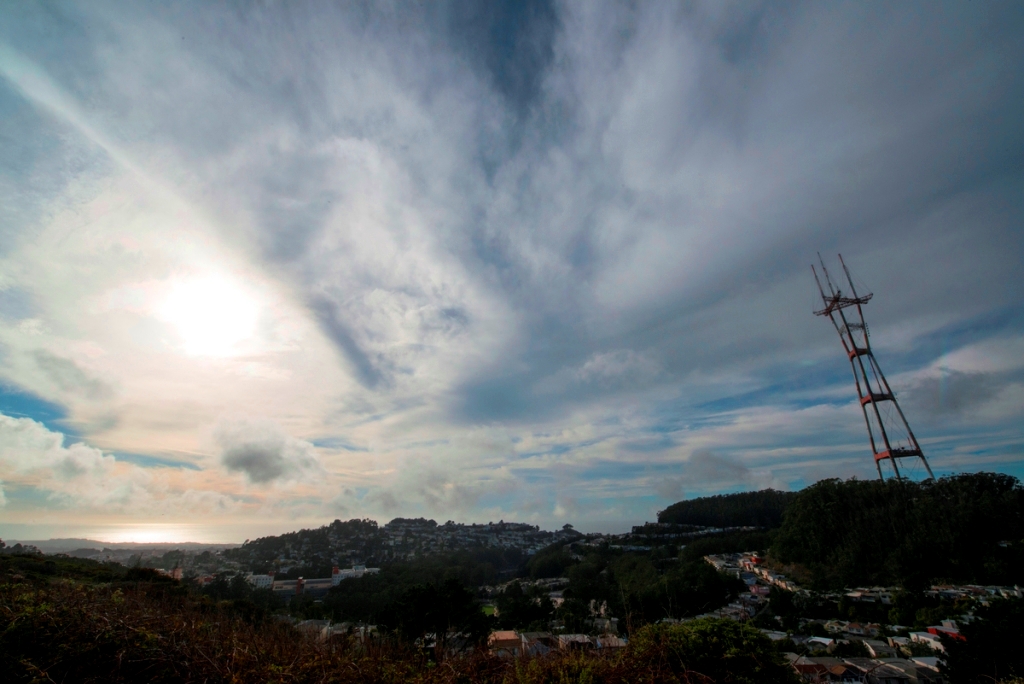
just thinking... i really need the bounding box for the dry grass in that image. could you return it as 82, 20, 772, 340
0, 578, 636, 683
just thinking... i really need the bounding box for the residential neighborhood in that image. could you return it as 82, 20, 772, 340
699, 552, 1023, 682
6, 509, 1020, 682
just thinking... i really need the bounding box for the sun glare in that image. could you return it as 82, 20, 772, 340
96, 525, 202, 544
159, 275, 259, 356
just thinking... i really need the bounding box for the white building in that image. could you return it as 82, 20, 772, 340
245, 573, 274, 589
332, 564, 381, 585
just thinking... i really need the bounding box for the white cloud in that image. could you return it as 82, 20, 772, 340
0, 412, 115, 478
0, 412, 241, 513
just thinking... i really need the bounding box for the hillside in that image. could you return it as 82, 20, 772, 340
772, 472, 1024, 589
658, 473, 1024, 590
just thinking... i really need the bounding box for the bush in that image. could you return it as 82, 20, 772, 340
626, 618, 799, 683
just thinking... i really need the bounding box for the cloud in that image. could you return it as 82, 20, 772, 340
0, 410, 114, 478
0, 2, 1022, 535
307, 295, 384, 389
686, 450, 759, 485
904, 370, 1004, 419
33, 350, 112, 400
366, 489, 401, 514
653, 477, 684, 501
216, 419, 325, 484
646, 450, 786, 501
0, 411, 238, 514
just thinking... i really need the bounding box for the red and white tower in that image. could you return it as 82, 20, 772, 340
812, 254, 934, 481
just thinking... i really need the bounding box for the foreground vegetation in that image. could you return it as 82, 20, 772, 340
0, 554, 797, 684
3, 552, 1023, 683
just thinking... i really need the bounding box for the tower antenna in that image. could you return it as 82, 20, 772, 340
812, 254, 934, 480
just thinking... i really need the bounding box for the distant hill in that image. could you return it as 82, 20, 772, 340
8, 538, 238, 553
657, 489, 797, 528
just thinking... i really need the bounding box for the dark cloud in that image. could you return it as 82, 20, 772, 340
216, 421, 323, 484
307, 295, 383, 389
905, 370, 1004, 419
221, 443, 286, 483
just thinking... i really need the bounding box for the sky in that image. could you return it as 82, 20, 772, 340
1, 1, 1022, 544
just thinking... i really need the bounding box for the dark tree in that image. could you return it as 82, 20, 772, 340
659, 489, 797, 528
941, 597, 1024, 683
494, 580, 553, 630
386, 579, 490, 654
771, 473, 1024, 589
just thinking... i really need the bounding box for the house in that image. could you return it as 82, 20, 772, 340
909, 632, 944, 653
829, 662, 869, 683
864, 640, 898, 658
926, 625, 965, 642
488, 630, 521, 657
911, 657, 941, 671
520, 631, 554, 656
295, 619, 332, 639
792, 660, 830, 682
594, 635, 627, 650
842, 658, 910, 684
877, 658, 944, 684
760, 629, 789, 641
825, 620, 849, 634
557, 634, 594, 651
590, 617, 619, 634
806, 636, 837, 650
793, 656, 868, 683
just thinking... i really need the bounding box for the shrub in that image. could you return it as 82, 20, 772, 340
625, 618, 799, 683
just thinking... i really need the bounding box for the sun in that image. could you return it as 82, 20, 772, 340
98, 524, 200, 544
159, 275, 259, 356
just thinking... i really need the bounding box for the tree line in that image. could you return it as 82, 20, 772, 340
658, 489, 797, 528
